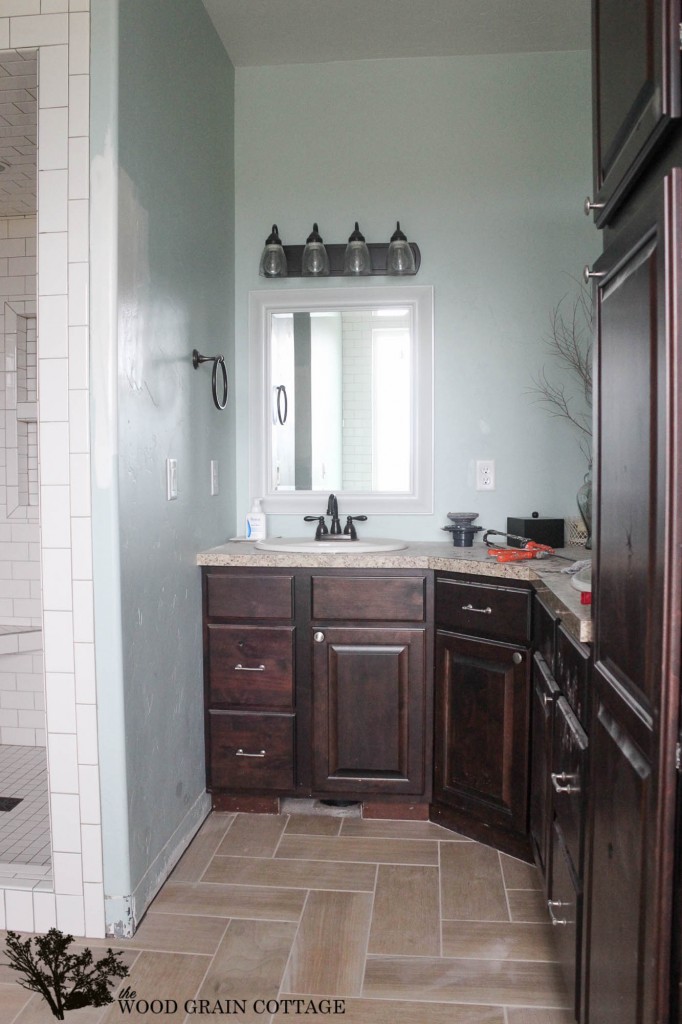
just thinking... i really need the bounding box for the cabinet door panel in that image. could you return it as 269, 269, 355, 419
586, 170, 682, 1024
592, 0, 681, 221
312, 627, 426, 794
312, 575, 425, 622
548, 823, 581, 1019
433, 631, 530, 853
552, 696, 588, 881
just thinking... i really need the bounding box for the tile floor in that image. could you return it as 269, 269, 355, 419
0, 809, 573, 1023
0, 745, 51, 872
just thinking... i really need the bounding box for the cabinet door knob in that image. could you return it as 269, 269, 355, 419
584, 196, 605, 215
584, 264, 605, 282
313, 631, 325, 643
512, 652, 523, 665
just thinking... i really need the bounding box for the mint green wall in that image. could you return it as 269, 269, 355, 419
91, 0, 235, 931
235, 52, 598, 539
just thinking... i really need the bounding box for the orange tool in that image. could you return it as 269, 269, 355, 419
485, 537, 556, 562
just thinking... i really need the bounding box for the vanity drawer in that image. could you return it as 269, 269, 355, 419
312, 575, 426, 622
552, 695, 588, 880
207, 625, 294, 708
205, 572, 294, 620
555, 623, 590, 728
436, 577, 532, 644
208, 711, 295, 791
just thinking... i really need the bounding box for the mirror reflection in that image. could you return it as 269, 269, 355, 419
270, 308, 411, 493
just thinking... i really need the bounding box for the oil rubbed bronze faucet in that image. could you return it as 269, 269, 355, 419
303, 494, 367, 540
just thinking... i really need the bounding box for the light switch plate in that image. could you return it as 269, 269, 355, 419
166, 458, 178, 500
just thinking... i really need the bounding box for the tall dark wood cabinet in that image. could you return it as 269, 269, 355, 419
584, 2, 682, 1021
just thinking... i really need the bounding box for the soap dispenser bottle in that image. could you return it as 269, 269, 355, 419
246, 499, 267, 540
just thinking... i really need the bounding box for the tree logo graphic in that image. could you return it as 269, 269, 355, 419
4, 927, 129, 1019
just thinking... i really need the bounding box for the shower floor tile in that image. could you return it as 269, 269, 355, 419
0, 744, 51, 872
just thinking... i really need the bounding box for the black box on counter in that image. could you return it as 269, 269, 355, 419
506, 516, 565, 549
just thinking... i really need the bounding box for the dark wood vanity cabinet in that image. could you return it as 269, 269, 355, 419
529, 592, 591, 1023
202, 567, 432, 805
203, 569, 297, 796
431, 574, 533, 861
310, 573, 431, 797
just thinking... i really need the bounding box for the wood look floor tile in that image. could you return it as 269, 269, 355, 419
203, 854, 377, 891
362, 955, 570, 1007
124, 912, 228, 954
284, 813, 342, 836
503, 1003, 573, 1019
500, 853, 543, 891
341, 818, 469, 841
0, 983, 32, 1021
506, 1009, 576, 1024
11, 992, 109, 1023
368, 864, 440, 956
507, 889, 551, 923
441, 920, 558, 962
151, 880, 305, 921
276, 833, 438, 865
282, 890, 373, 995
315, 997, 505, 1023
190, 919, 297, 1023
101, 951, 210, 1022
215, 813, 287, 858
170, 812, 234, 882
440, 842, 509, 921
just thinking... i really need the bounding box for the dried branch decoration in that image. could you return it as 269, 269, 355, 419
527, 284, 593, 465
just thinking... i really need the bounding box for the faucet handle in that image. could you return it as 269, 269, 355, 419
304, 515, 328, 539
343, 514, 367, 540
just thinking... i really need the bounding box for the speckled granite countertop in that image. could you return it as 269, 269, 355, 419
197, 540, 591, 644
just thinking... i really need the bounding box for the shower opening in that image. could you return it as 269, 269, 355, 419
0, 48, 49, 884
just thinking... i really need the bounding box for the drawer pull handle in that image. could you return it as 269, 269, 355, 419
551, 771, 580, 794
234, 664, 266, 672
235, 748, 266, 758
462, 604, 492, 614
547, 898, 570, 926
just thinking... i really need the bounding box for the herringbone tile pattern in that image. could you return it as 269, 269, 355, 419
0, 810, 574, 1023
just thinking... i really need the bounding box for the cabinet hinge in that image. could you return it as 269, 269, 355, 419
676, 741, 681, 772
679, 22, 682, 49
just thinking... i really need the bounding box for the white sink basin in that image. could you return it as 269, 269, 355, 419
254, 537, 407, 554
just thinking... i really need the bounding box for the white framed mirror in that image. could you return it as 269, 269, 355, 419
249, 284, 434, 514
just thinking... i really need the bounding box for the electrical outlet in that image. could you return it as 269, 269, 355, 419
166, 458, 178, 500
476, 459, 495, 491
210, 459, 219, 496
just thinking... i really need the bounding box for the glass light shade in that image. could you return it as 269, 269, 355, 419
259, 224, 288, 278
386, 221, 416, 275
301, 223, 330, 276
344, 222, 371, 276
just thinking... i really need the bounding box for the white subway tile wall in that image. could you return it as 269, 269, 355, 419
0, 3, 101, 937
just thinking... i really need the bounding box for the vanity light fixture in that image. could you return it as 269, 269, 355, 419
258, 223, 420, 277
386, 221, 416, 275
258, 224, 288, 278
301, 223, 330, 276
343, 222, 371, 276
